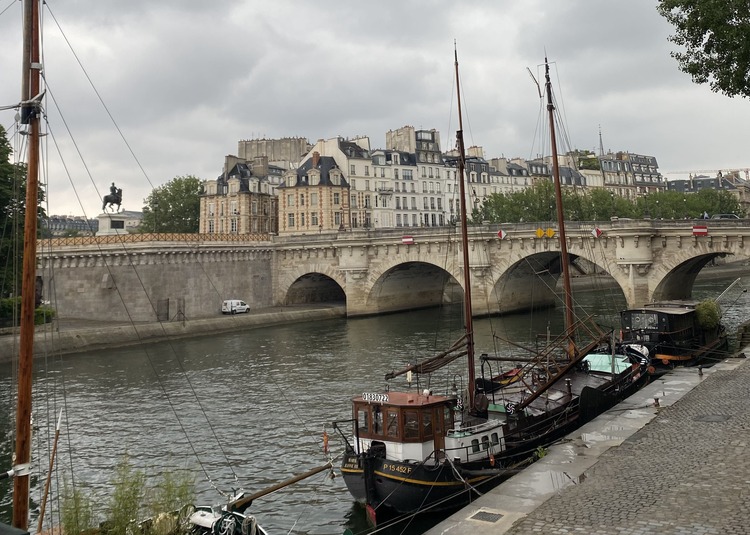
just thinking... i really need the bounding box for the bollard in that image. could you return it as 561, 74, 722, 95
698, 365, 703, 377
654, 397, 660, 407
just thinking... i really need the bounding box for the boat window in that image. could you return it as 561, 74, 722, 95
357, 406, 369, 434
471, 439, 480, 453
422, 411, 433, 438
404, 410, 419, 439
386, 410, 399, 438
631, 312, 658, 330
444, 407, 453, 430
373, 405, 383, 435
491, 432, 499, 445
481, 436, 490, 450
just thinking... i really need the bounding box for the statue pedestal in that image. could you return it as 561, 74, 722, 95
96, 211, 143, 235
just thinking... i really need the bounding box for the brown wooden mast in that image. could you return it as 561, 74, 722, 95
13, 0, 41, 530
453, 45, 476, 410
544, 57, 575, 337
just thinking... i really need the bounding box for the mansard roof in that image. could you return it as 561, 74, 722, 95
281, 155, 350, 188
214, 162, 276, 192
339, 139, 370, 159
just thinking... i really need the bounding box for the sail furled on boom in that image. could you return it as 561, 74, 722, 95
384, 335, 468, 380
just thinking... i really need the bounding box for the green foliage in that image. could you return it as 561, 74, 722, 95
480, 185, 743, 224
61, 480, 97, 535
0, 297, 53, 325
35, 305, 56, 325
146, 470, 196, 519
0, 124, 47, 297
658, 1, 750, 98
139, 175, 203, 233
695, 299, 721, 330
107, 456, 146, 535
534, 446, 547, 459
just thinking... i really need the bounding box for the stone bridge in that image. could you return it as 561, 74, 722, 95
38, 219, 750, 322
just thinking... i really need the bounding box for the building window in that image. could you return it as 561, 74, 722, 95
403, 169, 412, 180
231, 201, 238, 214
288, 213, 295, 227
251, 200, 258, 215
287, 194, 294, 207
365, 165, 370, 176
300, 194, 305, 206
311, 212, 318, 226
208, 203, 215, 216
230, 218, 238, 233
396, 214, 402, 227
334, 212, 341, 225
300, 213, 305, 227
423, 198, 429, 209
208, 220, 215, 233
365, 195, 371, 208
351, 194, 358, 208
350, 164, 356, 175
334, 193, 340, 205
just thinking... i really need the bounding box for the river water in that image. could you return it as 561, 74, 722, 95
1, 271, 748, 534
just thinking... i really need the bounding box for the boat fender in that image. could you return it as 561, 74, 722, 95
241, 515, 257, 535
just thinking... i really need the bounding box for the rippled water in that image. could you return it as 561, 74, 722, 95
1, 272, 748, 534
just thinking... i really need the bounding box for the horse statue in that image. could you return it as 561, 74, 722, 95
102, 187, 122, 212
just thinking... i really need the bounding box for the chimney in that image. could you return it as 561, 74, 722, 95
312, 151, 320, 168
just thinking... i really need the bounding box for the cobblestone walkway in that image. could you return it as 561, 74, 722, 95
503, 358, 750, 535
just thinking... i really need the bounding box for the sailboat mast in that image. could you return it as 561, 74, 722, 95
544, 58, 574, 335
14, 0, 41, 529
453, 46, 475, 410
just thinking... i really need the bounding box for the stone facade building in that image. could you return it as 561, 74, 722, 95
278, 151, 350, 234
199, 132, 670, 236
199, 155, 279, 235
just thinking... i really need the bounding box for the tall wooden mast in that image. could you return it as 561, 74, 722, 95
544, 57, 575, 335
13, 0, 41, 529
453, 46, 476, 410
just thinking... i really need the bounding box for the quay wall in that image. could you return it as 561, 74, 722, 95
0, 305, 346, 363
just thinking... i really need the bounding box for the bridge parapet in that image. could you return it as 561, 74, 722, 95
37, 220, 750, 321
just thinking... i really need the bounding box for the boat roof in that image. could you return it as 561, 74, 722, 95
352, 390, 453, 408
621, 306, 695, 316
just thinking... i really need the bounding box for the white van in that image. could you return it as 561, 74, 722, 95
222, 299, 250, 314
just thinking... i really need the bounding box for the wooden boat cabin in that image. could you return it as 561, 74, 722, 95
351, 391, 454, 463
351, 390, 507, 464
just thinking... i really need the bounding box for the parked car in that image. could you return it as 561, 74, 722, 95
222, 299, 250, 314
711, 213, 740, 219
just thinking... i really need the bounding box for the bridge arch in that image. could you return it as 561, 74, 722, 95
363, 257, 463, 316
484, 247, 627, 316
278, 266, 346, 306
651, 247, 732, 302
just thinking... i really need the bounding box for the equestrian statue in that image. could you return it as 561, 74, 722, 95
102, 182, 122, 212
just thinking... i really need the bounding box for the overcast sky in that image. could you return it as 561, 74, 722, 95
1, 1, 748, 217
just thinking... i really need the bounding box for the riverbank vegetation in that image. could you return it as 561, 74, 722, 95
475, 181, 743, 224
61, 457, 195, 535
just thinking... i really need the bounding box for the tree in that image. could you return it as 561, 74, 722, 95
657, 1, 750, 98
139, 175, 202, 233
0, 125, 46, 297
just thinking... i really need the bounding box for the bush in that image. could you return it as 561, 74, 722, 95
0, 297, 54, 325
35, 305, 55, 325
61, 480, 97, 535
107, 456, 146, 535
695, 300, 721, 331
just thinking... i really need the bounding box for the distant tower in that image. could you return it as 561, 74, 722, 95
598, 125, 605, 157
